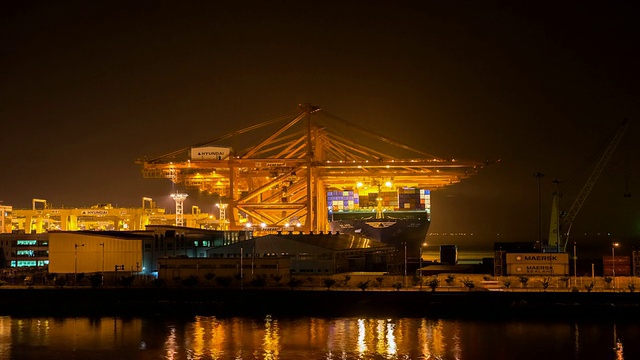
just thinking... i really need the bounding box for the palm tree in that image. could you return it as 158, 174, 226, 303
445, 274, 456, 286
323, 278, 336, 290
357, 280, 370, 291
426, 277, 440, 292
461, 277, 475, 291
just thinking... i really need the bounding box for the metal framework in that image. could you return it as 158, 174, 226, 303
170, 193, 189, 227
138, 104, 485, 232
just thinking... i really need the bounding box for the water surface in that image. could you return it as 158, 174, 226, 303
0, 315, 634, 359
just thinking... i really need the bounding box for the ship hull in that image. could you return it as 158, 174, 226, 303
329, 212, 430, 258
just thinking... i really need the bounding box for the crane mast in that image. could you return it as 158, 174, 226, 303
548, 119, 629, 252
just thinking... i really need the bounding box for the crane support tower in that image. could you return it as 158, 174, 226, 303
137, 104, 486, 233
548, 119, 629, 252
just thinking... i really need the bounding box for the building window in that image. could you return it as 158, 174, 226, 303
16, 240, 37, 246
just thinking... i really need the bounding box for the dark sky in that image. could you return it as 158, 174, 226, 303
2, 1, 638, 248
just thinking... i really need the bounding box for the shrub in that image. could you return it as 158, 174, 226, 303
324, 278, 337, 290
375, 276, 385, 287
343, 275, 351, 287
519, 276, 529, 288
584, 282, 595, 292
628, 283, 636, 292
357, 280, 370, 291
445, 274, 456, 286
392, 282, 403, 291
502, 278, 512, 289
540, 277, 550, 291
461, 277, 475, 290
426, 277, 440, 292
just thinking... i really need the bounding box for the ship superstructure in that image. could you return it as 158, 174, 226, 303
137, 104, 485, 257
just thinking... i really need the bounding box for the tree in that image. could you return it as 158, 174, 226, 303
519, 276, 529, 288
357, 280, 370, 291
445, 274, 456, 286
628, 283, 636, 292
584, 281, 595, 292
426, 277, 440, 292
323, 278, 337, 290
461, 277, 475, 291
604, 276, 613, 289
540, 277, 550, 291
392, 282, 403, 291
375, 276, 385, 288
502, 278, 512, 290
342, 274, 351, 287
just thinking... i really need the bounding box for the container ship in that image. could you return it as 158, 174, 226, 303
328, 187, 431, 257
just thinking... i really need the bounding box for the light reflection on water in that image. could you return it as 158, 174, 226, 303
0, 315, 638, 359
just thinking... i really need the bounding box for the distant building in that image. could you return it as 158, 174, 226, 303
0, 232, 49, 269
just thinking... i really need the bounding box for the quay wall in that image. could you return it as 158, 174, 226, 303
2, 287, 640, 319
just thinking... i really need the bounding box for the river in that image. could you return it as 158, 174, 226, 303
0, 315, 635, 359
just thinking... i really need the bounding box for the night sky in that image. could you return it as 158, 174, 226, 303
2, 1, 638, 249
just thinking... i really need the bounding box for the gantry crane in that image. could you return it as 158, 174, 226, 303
137, 104, 485, 232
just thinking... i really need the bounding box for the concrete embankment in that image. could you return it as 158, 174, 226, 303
2, 287, 640, 319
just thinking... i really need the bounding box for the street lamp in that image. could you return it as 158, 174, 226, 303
419, 242, 426, 290
573, 242, 577, 288
74, 243, 85, 289
533, 172, 544, 247
99, 243, 105, 284
612, 242, 619, 291
401, 242, 407, 287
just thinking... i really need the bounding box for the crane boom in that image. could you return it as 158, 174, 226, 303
548, 119, 629, 252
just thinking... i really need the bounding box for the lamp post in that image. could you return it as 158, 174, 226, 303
74, 243, 84, 289
419, 242, 426, 290
99, 242, 105, 284
402, 242, 407, 287
573, 242, 577, 288
533, 172, 544, 248
612, 242, 619, 291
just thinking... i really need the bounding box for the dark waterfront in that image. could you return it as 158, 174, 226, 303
0, 315, 636, 359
